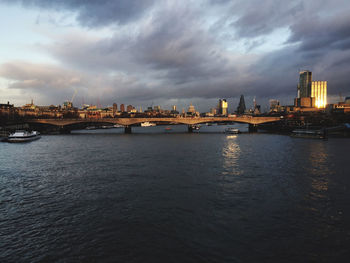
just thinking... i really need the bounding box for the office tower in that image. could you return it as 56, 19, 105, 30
237, 95, 246, 114
120, 104, 125, 112
298, 70, 312, 98
218, 99, 228, 116
311, 81, 327, 108
113, 103, 117, 115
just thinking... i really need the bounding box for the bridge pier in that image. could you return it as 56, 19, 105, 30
187, 125, 193, 133
124, 126, 132, 134
248, 124, 258, 133
59, 126, 71, 134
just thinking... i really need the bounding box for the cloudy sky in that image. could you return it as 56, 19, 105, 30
0, 0, 349, 111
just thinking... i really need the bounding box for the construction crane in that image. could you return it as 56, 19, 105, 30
63, 88, 78, 109
71, 88, 77, 103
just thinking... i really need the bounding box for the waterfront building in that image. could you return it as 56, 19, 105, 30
294, 70, 327, 109
218, 99, 228, 116
311, 81, 327, 108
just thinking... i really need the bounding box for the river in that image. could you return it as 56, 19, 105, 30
1, 124, 350, 262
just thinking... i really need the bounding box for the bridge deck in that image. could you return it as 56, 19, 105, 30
28, 116, 282, 126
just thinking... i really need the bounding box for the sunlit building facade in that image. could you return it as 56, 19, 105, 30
218, 99, 228, 116
311, 81, 327, 108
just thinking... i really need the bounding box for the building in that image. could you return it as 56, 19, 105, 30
218, 99, 228, 116
269, 99, 280, 112
294, 70, 327, 109
311, 81, 327, 108
298, 70, 312, 98
113, 103, 118, 115
188, 103, 196, 114
120, 104, 125, 112
126, 105, 133, 112
237, 95, 246, 114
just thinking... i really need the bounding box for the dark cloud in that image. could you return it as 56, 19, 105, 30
3, 0, 155, 26
2, 0, 350, 108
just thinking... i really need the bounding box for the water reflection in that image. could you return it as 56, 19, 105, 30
222, 135, 241, 176
307, 142, 330, 197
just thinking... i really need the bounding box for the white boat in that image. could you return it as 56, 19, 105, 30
113, 124, 124, 128
191, 124, 201, 131
225, 128, 240, 134
141, 122, 156, 127
7, 130, 41, 143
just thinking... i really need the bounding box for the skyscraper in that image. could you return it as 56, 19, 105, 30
237, 95, 246, 114
298, 70, 312, 98
120, 104, 125, 112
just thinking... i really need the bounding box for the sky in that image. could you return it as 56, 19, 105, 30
0, 0, 350, 112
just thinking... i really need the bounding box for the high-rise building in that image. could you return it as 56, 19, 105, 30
298, 70, 312, 98
120, 104, 125, 112
218, 99, 228, 116
295, 70, 328, 108
311, 81, 327, 108
237, 95, 246, 114
113, 103, 117, 115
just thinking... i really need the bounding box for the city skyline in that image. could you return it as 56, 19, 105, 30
1, 0, 350, 109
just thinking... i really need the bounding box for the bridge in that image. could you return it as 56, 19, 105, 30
27, 116, 282, 133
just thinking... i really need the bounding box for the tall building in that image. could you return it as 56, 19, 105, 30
218, 99, 228, 116
237, 95, 246, 114
294, 70, 328, 108
120, 104, 125, 112
298, 70, 312, 98
113, 103, 118, 115
311, 81, 327, 108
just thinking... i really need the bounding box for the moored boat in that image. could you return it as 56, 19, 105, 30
141, 122, 156, 127
224, 128, 240, 134
291, 129, 327, 139
191, 124, 201, 131
6, 130, 41, 143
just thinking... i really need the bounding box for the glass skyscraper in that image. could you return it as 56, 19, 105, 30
298, 70, 312, 98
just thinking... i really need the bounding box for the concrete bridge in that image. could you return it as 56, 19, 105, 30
28, 116, 282, 133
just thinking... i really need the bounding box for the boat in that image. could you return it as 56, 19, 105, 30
291, 129, 327, 139
101, 125, 114, 129
6, 130, 41, 143
165, 126, 172, 131
85, 126, 96, 130
113, 124, 124, 128
141, 122, 156, 127
224, 128, 240, 134
191, 124, 201, 131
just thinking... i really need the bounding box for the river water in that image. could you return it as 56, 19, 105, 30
1, 125, 350, 262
